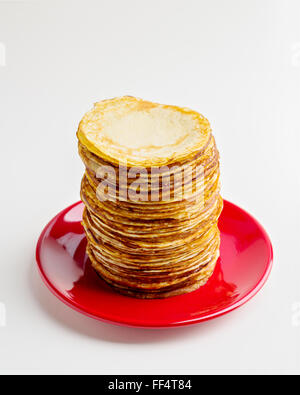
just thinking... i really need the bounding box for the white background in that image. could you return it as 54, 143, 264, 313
0, 0, 299, 375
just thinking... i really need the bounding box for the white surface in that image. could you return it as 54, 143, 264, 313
0, 0, 299, 375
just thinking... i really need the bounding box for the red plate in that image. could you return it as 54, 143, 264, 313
36, 200, 273, 328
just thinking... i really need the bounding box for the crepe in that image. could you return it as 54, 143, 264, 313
77, 96, 223, 298
77, 96, 212, 167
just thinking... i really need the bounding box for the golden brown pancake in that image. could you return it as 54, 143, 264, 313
77, 96, 223, 298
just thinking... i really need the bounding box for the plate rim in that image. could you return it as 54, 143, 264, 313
36, 200, 273, 328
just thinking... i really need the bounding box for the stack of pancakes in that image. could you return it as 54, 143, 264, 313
77, 96, 222, 298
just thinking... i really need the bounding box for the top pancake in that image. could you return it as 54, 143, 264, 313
77, 96, 212, 167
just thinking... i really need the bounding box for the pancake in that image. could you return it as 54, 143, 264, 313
77, 96, 212, 167
77, 96, 223, 298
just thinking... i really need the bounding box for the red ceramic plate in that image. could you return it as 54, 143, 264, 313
36, 200, 273, 328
